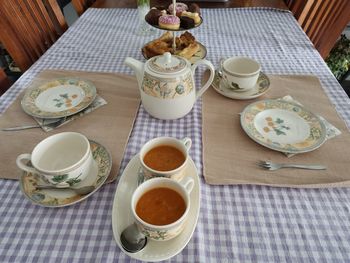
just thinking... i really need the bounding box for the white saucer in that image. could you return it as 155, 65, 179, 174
112, 154, 200, 262
20, 140, 112, 207
212, 71, 270, 100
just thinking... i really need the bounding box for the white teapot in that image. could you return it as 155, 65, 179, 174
125, 52, 215, 120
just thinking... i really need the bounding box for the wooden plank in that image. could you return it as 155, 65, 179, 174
288, 0, 350, 58
0, 68, 12, 96
0, 10, 34, 70
0, 0, 68, 72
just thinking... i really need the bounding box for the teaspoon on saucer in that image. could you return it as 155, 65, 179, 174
120, 223, 147, 253
35, 185, 95, 195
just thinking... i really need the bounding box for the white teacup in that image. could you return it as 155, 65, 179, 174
16, 132, 93, 187
131, 177, 194, 241
139, 137, 192, 181
220, 56, 261, 92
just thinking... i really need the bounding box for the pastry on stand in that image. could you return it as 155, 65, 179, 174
159, 15, 180, 30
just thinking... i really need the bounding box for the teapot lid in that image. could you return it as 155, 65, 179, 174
147, 52, 188, 74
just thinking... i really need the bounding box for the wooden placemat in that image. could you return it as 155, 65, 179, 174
0, 70, 140, 183
202, 74, 350, 188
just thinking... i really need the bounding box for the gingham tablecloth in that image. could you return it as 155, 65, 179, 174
1, 8, 350, 262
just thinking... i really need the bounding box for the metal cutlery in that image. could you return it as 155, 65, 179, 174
1, 118, 64, 131
258, 160, 327, 171
35, 185, 95, 195
1, 124, 42, 131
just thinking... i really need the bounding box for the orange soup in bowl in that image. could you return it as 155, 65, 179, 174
143, 145, 185, 171
136, 187, 186, 226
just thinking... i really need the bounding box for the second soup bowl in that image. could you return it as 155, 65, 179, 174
139, 137, 192, 181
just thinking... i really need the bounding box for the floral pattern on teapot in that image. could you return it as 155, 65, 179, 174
142, 72, 194, 99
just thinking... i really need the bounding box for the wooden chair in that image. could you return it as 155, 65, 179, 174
72, 0, 96, 16
0, 0, 68, 72
0, 68, 12, 96
286, 0, 350, 58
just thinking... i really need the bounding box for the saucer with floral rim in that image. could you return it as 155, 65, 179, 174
212, 70, 270, 100
19, 140, 112, 208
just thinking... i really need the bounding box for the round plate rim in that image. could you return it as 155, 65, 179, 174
111, 154, 200, 262
19, 140, 112, 208
21, 77, 97, 119
240, 99, 327, 154
212, 71, 270, 100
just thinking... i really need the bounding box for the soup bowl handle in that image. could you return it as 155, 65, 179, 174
180, 177, 194, 194
181, 137, 192, 152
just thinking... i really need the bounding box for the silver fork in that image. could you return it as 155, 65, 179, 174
258, 161, 327, 171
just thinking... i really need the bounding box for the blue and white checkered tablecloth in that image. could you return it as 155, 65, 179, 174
1, 8, 350, 262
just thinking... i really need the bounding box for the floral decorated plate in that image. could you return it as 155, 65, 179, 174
112, 154, 200, 262
21, 78, 96, 119
240, 99, 327, 154
142, 41, 207, 65
20, 140, 112, 208
212, 71, 270, 100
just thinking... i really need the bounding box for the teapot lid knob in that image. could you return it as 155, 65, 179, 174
148, 52, 188, 74
164, 52, 172, 64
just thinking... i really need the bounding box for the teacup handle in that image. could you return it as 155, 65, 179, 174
191, 59, 215, 100
181, 137, 192, 151
16, 154, 37, 174
219, 57, 227, 69
217, 57, 227, 75
180, 177, 194, 194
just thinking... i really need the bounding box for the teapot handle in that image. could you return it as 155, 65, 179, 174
191, 59, 215, 100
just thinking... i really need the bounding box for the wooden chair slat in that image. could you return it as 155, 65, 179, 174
0, 0, 67, 72
72, 0, 86, 16
3, 1, 43, 59
315, 0, 350, 57
312, 0, 344, 43
72, 0, 96, 16
45, 0, 68, 34
0, 11, 35, 70
301, 1, 320, 31
290, 0, 308, 25
27, 0, 58, 45
308, 0, 332, 42
286, 0, 350, 58
0, 68, 12, 96
22, 0, 54, 52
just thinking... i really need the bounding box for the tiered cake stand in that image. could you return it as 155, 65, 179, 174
142, 0, 207, 64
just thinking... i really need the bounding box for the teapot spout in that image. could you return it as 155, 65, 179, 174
125, 57, 144, 88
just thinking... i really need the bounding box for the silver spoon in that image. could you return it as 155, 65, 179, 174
35, 185, 95, 195
120, 223, 147, 253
